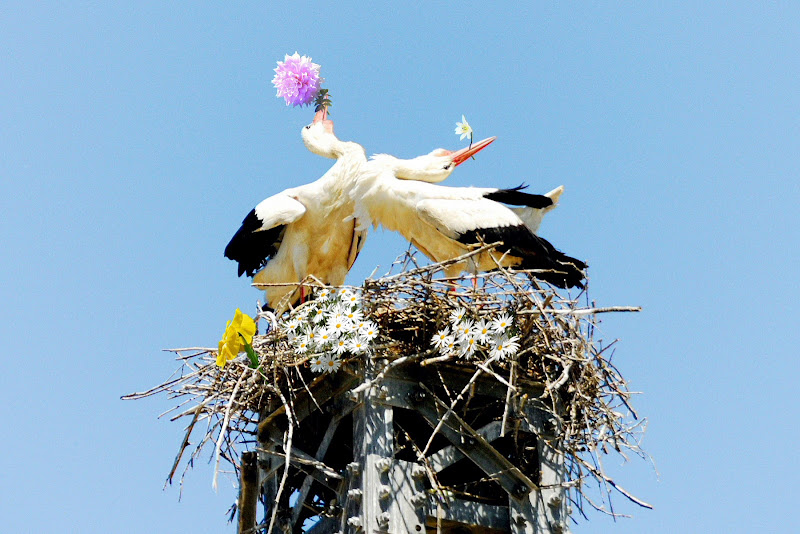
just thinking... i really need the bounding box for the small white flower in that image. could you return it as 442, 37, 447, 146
431, 328, 452, 349
295, 334, 312, 353
344, 308, 363, 325
328, 307, 347, 323
283, 317, 301, 332
343, 291, 361, 307
337, 288, 353, 301
309, 355, 326, 373
491, 313, 513, 334
455, 114, 473, 141
449, 308, 467, 326
475, 319, 492, 344
318, 329, 335, 345
456, 319, 475, 342
458, 335, 479, 358
347, 336, 369, 353
333, 337, 349, 354
360, 320, 379, 341
490, 335, 520, 360
442, 336, 458, 356
306, 327, 325, 344
329, 318, 350, 336
310, 307, 326, 323
322, 354, 342, 373
315, 288, 331, 301
351, 318, 367, 332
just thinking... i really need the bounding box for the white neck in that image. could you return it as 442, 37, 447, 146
370, 153, 452, 183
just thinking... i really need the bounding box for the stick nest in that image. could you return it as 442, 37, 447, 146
125, 248, 651, 521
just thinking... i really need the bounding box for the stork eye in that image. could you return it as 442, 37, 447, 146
305, 125, 312, 129
443, 163, 453, 170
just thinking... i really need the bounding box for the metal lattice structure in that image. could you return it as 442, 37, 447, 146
247, 357, 571, 534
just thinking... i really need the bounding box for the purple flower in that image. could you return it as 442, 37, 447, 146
272, 52, 323, 107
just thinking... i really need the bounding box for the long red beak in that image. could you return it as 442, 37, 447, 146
450, 136, 497, 166
312, 110, 334, 133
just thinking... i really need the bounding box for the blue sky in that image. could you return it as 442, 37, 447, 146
2, 2, 798, 532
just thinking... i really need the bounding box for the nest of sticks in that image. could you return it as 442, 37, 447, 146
125, 245, 651, 523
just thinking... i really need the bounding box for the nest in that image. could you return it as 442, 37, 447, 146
125, 246, 651, 527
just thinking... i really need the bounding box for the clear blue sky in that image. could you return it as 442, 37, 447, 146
2, 2, 798, 532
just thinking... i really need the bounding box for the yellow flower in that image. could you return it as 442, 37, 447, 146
216, 308, 257, 367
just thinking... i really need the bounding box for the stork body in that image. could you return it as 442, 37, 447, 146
224, 116, 367, 312
351, 152, 586, 288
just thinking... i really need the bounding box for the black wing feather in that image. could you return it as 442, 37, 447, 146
224, 209, 286, 277
483, 184, 553, 209
456, 224, 586, 289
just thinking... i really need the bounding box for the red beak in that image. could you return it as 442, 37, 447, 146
312, 110, 335, 134
450, 136, 497, 166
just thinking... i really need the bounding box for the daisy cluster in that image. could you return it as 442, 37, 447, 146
281, 288, 379, 374
431, 308, 520, 360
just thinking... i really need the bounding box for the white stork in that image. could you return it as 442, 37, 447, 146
224, 112, 367, 312
350, 146, 586, 288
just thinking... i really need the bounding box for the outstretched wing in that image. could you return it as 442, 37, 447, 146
415, 197, 527, 242
224, 193, 306, 277
414, 197, 586, 288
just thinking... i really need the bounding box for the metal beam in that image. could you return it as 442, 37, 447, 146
428, 420, 503, 473
409, 383, 538, 498
426, 495, 510, 531
258, 373, 359, 443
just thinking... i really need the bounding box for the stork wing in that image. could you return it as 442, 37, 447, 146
510, 185, 564, 234
415, 198, 524, 241
224, 193, 306, 277
252, 194, 307, 231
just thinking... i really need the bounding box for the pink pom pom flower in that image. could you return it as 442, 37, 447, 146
272, 52, 323, 107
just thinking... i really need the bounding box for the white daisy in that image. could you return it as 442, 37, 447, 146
283, 317, 301, 332
431, 328, 452, 350
310, 307, 326, 324
322, 354, 342, 373
306, 326, 325, 344
295, 334, 312, 353
360, 321, 379, 341
442, 337, 458, 356
351, 318, 368, 332
490, 313, 513, 334
456, 319, 475, 342
333, 337, 349, 354
344, 308, 363, 325
328, 307, 347, 323
343, 291, 361, 307
490, 335, 520, 360
317, 329, 335, 346
309, 354, 326, 373
328, 318, 350, 336
337, 288, 353, 301
458, 335, 479, 358
347, 336, 369, 353
315, 287, 331, 301
449, 308, 467, 326
475, 319, 492, 344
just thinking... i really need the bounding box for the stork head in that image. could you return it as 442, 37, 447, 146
393, 136, 497, 182
302, 110, 340, 159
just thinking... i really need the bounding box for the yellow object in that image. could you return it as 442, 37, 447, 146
216, 309, 256, 367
